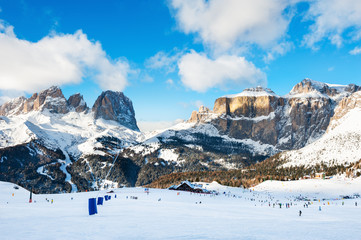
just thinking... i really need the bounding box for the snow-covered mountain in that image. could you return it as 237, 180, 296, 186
0, 87, 140, 154
189, 78, 360, 150
281, 90, 361, 169
110, 79, 361, 186
0, 86, 141, 192
0, 79, 360, 193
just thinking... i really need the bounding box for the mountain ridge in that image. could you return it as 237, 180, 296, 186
1, 78, 360, 193
0, 86, 139, 131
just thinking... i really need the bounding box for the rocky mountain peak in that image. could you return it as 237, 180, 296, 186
288, 79, 360, 101
0, 86, 70, 116
0, 96, 26, 116
290, 79, 325, 94
67, 93, 88, 113
92, 90, 139, 131
188, 105, 214, 123
24, 86, 69, 114
345, 84, 361, 94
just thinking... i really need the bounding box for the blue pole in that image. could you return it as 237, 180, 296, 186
97, 197, 104, 205
88, 198, 98, 215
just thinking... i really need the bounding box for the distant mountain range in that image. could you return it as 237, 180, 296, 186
1, 79, 360, 193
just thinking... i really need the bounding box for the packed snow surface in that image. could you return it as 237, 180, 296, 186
1, 178, 361, 240
225, 87, 278, 98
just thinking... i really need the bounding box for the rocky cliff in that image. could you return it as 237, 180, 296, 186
92, 91, 139, 131
189, 79, 360, 150
67, 93, 88, 113
280, 91, 361, 169
24, 86, 69, 114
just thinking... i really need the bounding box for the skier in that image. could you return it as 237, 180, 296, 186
355, 202, 358, 207
299, 210, 302, 216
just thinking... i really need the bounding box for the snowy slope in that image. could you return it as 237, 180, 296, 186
224, 86, 279, 98
282, 91, 361, 167
254, 177, 361, 198
0, 109, 141, 192
1, 180, 361, 240
0, 110, 140, 157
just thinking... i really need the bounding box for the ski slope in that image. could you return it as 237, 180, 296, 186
0, 179, 360, 240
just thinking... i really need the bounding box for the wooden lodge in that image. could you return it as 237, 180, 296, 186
169, 180, 208, 193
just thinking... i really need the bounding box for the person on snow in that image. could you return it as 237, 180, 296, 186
299, 210, 302, 216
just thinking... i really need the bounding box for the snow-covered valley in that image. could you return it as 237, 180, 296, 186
1, 179, 360, 240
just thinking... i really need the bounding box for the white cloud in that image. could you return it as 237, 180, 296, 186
303, 0, 361, 48
178, 50, 266, 92
166, 78, 174, 86
0, 21, 131, 93
169, 0, 293, 51
349, 46, 361, 55
145, 49, 183, 73
263, 41, 294, 62
138, 119, 184, 132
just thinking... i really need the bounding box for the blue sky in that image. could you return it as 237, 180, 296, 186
0, 0, 361, 131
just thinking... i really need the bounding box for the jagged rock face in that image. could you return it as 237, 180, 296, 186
189, 80, 360, 151
0, 96, 26, 116
92, 91, 139, 131
290, 78, 339, 97
291, 79, 325, 94
67, 93, 88, 113
5, 86, 69, 115
214, 95, 282, 117
35, 86, 69, 114
23, 93, 37, 113
189, 106, 213, 123
345, 84, 361, 94
193, 87, 286, 147
280, 90, 361, 169
279, 96, 334, 149
214, 114, 280, 146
